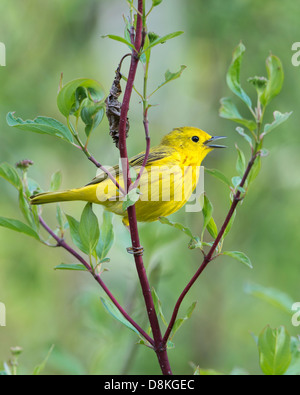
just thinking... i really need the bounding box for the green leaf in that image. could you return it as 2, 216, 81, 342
80, 102, 105, 137
226, 42, 252, 111
263, 111, 292, 136
152, 288, 167, 327
236, 126, 253, 146
79, 203, 100, 255
285, 337, 300, 375
222, 250, 253, 269
19, 188, 35, 228
204, 167, 231, 187
235, 144, 246, 177
152, 0, 163, 6
56, 204, 64, 229
223, 210, 236, 239
0, 217, 39, 240
54, 263, 88, 272
0, 162, 22, 189
231, 176, 242, 188
102, 34, 135, 50
7, 113, 74, 144
260, 55, 284, 107
122, 188, 140, 211
100, 296, 141, 337
201, 195, 218, 238
258, 326, 292, 375
143, 31, 184, 53
244, 283, 294, 314
33, 345, 55, 375
219, 97, 256, 131
96, 211, 114, 261
170, 302, 197, 341
66, 214, 88, 254
247, 76, 268, 93
159, 217, 194, 238
50, 171, 62, 192
57, 78, 105, 118
155, 65, 186, 92
248, 156, 261, 185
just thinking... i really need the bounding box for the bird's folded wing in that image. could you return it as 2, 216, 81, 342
86, 148, 175, 186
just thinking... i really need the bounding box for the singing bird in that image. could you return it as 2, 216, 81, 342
30, 127, 225, 226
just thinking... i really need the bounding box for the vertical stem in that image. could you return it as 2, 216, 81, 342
118, 0, 172, 375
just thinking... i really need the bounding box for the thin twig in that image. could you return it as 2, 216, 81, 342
38, 215, 154, 346
162, 152, 260, 345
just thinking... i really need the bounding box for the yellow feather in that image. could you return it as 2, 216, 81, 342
31, 127, 222, 224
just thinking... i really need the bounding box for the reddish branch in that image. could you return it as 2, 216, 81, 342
162, 153, 260, 345
38, 215, 154, 346
117, 0, 172, 376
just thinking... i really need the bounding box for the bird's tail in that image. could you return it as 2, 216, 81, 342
30, 186, 97, 205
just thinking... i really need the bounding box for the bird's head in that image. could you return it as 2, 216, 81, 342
161, 127, 226, 164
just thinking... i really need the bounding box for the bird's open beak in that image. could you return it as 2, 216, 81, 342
204, 136, 227, 148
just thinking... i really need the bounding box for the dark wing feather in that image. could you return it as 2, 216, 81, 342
86, 148, 173, 186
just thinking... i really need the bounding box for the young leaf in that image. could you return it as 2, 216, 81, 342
143, 31, 184, 53
54, 263, 88, 272
154, 65, 187, 93
50, 171, 62, 192
219, 97, 256, 131
258, 326, 292, 375
152, 0, 163, 6
235, 144, 246, 177
236, 127, 253, 147
96, 211, 114, 261
57, 78, 105, 118
263, 111, 292, 136
170, 302, 197, 341
0, 162, 22, 190
222, 250, 253, 269
159, 217, 194, 238
248, 156, 261, 185
204, 168, 231, 187
81, 103, 105, 137
231, 176, 242, 188
122, 188, 140, 211
19, 188, 35, 228
100, 296, 141, 338
102, 35, 135, 51
223, 209, 236, 239
260, 55, 284, 107
79, 203, 100, 255
152, 288, 167, 327
0, 217, 39, 240
66, 214, 88, 254
33, 345, 55, 375
201, 195, 218, 238
226, 42, 253, 112
6, 113, 74, 144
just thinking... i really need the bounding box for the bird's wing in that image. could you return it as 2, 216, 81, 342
86, 148, 175, 186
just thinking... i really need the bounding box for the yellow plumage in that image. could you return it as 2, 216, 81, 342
31, 127, 225, 225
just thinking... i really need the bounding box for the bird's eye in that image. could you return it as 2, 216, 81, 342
191, 136, 199, 143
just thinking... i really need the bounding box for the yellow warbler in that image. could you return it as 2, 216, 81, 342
30, 127, 225, 225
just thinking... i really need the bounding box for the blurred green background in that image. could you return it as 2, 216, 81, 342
0, 0, 299, 375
